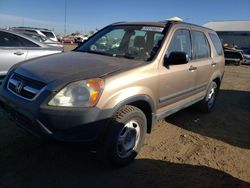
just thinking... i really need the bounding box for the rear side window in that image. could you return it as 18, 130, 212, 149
191, 31, 211, 59
166, 29, 192, 58
18, 36, 39, 47
209, 33, 223, 55
0, 31, 22, 47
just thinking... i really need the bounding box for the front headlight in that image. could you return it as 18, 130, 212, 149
48, 78, 104, 107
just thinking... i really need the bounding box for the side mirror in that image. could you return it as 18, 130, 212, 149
164, 52, 189, 66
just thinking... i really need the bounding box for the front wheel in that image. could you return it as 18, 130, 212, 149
197, 81, 219, 113
98, 105, 147, 167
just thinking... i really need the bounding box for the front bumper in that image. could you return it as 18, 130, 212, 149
0, 86, 110, 143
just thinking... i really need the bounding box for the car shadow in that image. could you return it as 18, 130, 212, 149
165, 89, 250, 149
0, 141, 249, 188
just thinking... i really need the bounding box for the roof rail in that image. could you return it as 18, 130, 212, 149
11, 26, 51, 31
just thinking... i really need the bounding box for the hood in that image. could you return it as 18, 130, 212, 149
14, 51, 144, 84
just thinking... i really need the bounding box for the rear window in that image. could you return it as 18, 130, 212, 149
18, 37, 39, 47
41, 31, 55, 38
209, 33, 223, 55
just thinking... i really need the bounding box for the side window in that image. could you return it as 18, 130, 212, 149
209, 33, 223, 55
166, 29, 191, 58
18, 36, 39, 47
191, 31, 211, 59
0, 31, 22, 47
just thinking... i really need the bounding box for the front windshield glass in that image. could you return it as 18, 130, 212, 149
217, 31, 250, 54
76, 25, 166, 61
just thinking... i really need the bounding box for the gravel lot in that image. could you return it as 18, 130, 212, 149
0, 47, 249, 187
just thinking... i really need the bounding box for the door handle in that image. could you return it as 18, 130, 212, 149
189, 65, 197, 71
211, 62, 217, 67
13, 51, 24, 56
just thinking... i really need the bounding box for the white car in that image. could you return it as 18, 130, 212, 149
11, 27, 58, 42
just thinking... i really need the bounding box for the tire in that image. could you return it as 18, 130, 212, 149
98, 105, 147, 167
197, 81, 219, 113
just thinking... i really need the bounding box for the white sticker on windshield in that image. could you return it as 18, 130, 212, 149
141, 27, 164, 32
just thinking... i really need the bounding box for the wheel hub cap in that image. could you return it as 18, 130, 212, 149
117, 120, 140, 158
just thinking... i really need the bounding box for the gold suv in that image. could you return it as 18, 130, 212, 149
0, 20, 225, 166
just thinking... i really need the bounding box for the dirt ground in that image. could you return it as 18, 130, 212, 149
0, 47, 250, 187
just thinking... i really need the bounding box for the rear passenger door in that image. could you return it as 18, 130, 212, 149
190, 30, 213, 91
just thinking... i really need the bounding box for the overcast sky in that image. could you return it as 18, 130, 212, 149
0, 0, 250, 34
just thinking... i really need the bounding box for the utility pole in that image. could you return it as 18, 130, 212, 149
64, 0, 67, 36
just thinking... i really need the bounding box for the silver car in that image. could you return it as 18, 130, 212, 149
14, 31, 64, 49
0, 29, 63, 84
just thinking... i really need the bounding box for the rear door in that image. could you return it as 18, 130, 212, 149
190, 29, 213, 92
0, 31, 27, 78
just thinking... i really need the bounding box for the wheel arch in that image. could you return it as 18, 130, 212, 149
110, 95, 156, 133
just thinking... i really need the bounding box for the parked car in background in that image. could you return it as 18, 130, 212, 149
75, 35, 89, 46
75, 35, 89, 42
223, 44, 244, 66
14, 31, 64, 50
242, 48, 250, 65
0, 29, 63, 84
0, 20, 225, 166
62, 36, 75, 44
11, 27, 58, 42
56, 35, 63, 42
216, 31, 250, 65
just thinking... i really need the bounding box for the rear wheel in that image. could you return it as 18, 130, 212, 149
99, 105, 147, 167
197, 81, 219, 113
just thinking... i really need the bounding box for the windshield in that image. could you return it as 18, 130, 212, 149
76, 25, 166, 61
217, 31, 250, 54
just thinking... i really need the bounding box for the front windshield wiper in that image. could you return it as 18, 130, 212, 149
113, 54, 135, 59
78, 50, 137, 60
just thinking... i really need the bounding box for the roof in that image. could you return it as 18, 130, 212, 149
11, 26, 51, 31
203, 20, 250, 31
111, 21, 168, 27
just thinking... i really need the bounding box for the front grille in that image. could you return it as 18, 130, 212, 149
7, 73, 46, 100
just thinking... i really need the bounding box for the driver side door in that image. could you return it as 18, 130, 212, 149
157, 28, 197, 115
